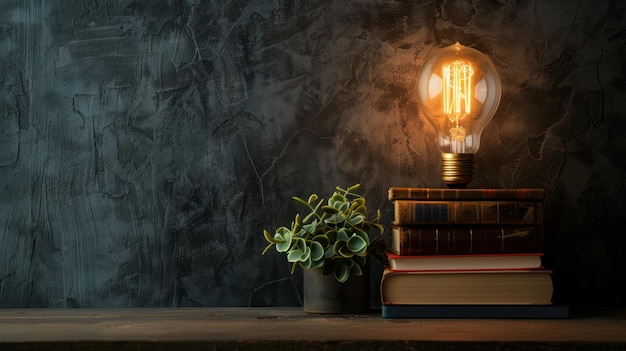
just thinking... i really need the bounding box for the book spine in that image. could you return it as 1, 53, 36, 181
388, 188, 545, 201
390, 225, 544, 256
381, 304, 569, 319
393, 200, 543, 225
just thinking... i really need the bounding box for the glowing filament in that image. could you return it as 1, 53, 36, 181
442, 60, 473, 153
442, 60, 473, 123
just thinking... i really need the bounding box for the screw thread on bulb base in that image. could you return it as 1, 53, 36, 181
441, 153, 474, 189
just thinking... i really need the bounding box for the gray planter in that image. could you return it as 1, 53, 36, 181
303, 264, 370, 314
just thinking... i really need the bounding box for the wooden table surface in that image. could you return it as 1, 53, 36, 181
0, 307, 625, 350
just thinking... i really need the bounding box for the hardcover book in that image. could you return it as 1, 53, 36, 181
393, 200, 543, 225
380, 268, 554, 305
388, 187, 545, 201
386, 252, 543, 272
390, 225, 544, 256
381, 304, 569, 319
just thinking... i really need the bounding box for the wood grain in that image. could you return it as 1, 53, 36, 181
0, 307, 624, 350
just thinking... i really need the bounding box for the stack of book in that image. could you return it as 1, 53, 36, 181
381, 187, 569, 318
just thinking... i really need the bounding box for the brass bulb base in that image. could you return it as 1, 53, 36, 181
441, 152, 474, 189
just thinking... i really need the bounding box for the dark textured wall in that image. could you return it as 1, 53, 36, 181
0, 0, 624, 308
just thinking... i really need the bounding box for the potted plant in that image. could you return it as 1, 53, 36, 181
262, 184, 387, 313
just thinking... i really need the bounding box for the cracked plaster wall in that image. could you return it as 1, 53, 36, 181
0, 0, 624, 307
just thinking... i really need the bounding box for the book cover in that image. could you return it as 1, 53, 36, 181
393, 200, 543, 225
390, 225, 544, 256
381, 304, 569, 319
380, 268, 554, 305
386, 252, 543, 272
388, 187, 545, 201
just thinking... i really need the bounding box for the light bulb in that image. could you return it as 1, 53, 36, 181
416, 42, 501, 188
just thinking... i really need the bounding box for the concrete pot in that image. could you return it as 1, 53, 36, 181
302, 264, 370, 314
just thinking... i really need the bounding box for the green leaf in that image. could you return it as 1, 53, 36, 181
350, 262, 363, 276
338, 245, 354, 258
353, 230, 370, 246
308, 194, 319, 204
353, 205, 367, 215
291, 261, 299, 274
327, 195, 349, 212
321, 205, 340, 214
312, 235, 329, 248
292, 196, 309, 207
359, 222, 371, 232
274, 227, 292, 252
295, 237, 306, 253
338, 201, 349, 212
334, 263, 349, 283
324, 246, 335, 258
302, 213, 314, 224
348, 213, 364, 226
287, 245, 310, 263
310, 241, 324, 261
336, 228, 349, 241
294, 213, 308, 237
352, 197, 365, 207
334, 240, 352, 258
263, 229, 283, 244
287, 250, 303, 262
354, 246, 367, 256
330, 193, 346, 205
302, 246, 311, 261
347, 234, 367, 253
311, 259, 324, 268
325, 230, 337, 243
353, 255, 366, 267
340, 258, 354, 268
300, 257, 312, 269
333, 244, 344, 257
302, 220, 318, 233
294, 227, 307, 238
347, 184, 361, 193
324, 212, 346, 224
322, 261, 335, 276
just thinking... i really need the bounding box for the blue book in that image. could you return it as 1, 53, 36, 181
382, 304, 570, 319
